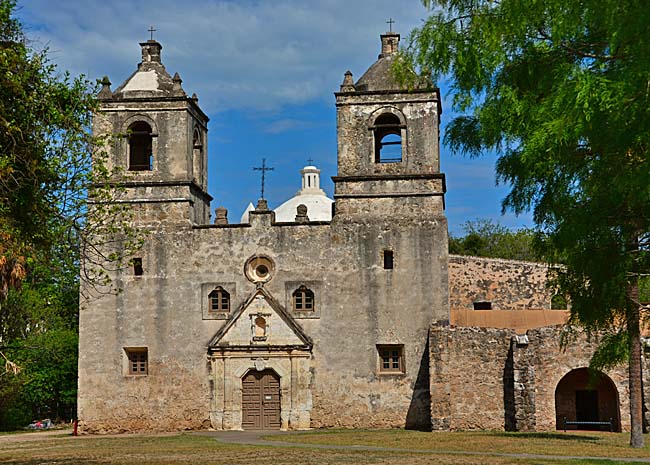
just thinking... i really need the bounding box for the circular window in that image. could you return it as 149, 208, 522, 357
245, 255, 275, 283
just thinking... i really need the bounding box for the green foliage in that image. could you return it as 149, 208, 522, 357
0, 0, 144, 299
551, 294, 568, 310
0, 257, 79, 429
589, 331, 630, 373
449, 219, 537, 261
0, 0, 145, 428
398, 0, 650, 445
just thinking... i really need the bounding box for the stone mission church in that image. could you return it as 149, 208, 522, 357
78, 31, 650, 433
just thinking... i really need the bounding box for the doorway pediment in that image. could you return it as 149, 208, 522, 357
208, 287, 313, 351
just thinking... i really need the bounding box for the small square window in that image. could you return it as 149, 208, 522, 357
383, 250, 394, 270
377, 345, 404, 374
473, 301, 492, 310
125, 348, 148, 375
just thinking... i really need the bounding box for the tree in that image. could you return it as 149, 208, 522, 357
0, 0, 141, 298
449, 219, 537, 261
397, 0, 650, 446
0, 0, 143, 427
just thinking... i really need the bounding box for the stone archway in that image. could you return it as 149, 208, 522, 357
555, 368, 620, 431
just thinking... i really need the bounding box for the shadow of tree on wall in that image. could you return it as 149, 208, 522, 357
406, 338, 431, 431
504, 344, 516, 431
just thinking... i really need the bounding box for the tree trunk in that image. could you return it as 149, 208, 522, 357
628, 281, 644, 448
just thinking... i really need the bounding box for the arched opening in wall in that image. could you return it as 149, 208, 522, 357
554, 368, 620, 431
551, 294, 568, 310
241, 368, 281, 430
192, 128, 203, 183
373, 113, 403, 163
128, 121, 153, 171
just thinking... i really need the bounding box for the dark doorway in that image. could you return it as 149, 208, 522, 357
242, 369, 281, 430
575, 390, 599, 423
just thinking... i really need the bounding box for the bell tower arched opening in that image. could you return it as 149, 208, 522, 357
373, 113, 403, 163
127, 121, 153, 171
555, 368, 620, 431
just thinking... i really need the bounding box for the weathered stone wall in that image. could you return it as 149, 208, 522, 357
79, 32, 448, 434
513, 327, 631, 431
430, 325, 515, 430
79, 206, 448, 432
430, 324, 650, 433
448, 255, 553, 310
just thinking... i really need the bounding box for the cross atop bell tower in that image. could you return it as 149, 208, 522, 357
93, 39, 212, 226
333, 30, 445, 221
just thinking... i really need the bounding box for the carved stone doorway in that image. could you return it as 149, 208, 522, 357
242, 369, 281, 430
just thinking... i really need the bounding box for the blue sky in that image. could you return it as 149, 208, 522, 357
19, 0, 533, 234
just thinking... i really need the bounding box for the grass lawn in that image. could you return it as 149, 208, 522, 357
0, 429, 648, 464
264, 429, 650, 459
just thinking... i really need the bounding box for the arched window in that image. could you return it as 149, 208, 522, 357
293, 286, 314, 311
374, 113, 403, 163
254, 316, 267, 338
128, 121, 153, 171
208, 287, 230, 312
192, 128, 203, 182
551, 294, 567, 310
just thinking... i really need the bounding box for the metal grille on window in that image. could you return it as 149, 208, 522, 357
126, 349, 148, 375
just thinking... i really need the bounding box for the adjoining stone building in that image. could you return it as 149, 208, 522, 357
78, 31, 649, 433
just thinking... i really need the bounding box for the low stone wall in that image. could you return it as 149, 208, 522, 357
449, 255, 553, 310
513, 327, 630, 431
431, 324, 649, 432
430, 325, 515, 430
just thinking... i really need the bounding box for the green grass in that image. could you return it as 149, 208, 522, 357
264, 429, 650, 460
0, 429, 649, 464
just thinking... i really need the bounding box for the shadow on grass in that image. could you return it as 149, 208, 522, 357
490, 431, 602, 442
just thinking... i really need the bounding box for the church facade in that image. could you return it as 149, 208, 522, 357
78, 32, 648, 433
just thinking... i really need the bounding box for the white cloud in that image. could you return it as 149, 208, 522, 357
18, 0, 430, 113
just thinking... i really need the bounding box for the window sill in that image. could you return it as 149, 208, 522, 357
377, 371, 405, 377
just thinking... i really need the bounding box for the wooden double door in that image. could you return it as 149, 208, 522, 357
242, 369, 281, 430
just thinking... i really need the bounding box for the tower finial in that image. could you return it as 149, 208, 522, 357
148, 26, 156, 41
386, 18, 395, 33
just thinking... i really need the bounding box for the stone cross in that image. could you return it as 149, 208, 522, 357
386, 18, 395, 32
253, 158, 274, 199
148, 26, 156, 41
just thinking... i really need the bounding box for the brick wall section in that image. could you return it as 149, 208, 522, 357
449, 255, 553, 311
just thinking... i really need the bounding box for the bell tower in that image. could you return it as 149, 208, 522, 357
93, 39, 212, 226
333, 31, 445, 220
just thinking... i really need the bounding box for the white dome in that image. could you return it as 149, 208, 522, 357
274, 194, 333, 222
273, 164, 333, 222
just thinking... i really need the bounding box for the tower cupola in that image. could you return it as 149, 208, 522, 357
333, 30, 445, 220
93, 38, 211, 226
